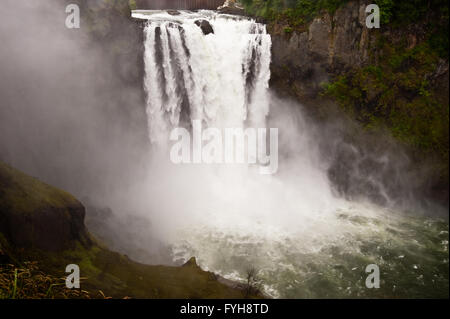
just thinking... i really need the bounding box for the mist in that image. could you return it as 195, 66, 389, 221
0, 0, 145, 194
0, 1, 446, 271
0, 0, 166, 261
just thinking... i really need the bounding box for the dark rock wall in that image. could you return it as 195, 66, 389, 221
270, 0, 372, 104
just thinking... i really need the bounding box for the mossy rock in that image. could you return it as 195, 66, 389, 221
0, 161, 91, 251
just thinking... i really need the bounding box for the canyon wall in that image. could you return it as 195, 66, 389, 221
265, 0, 449, 207
270, 0, 372, 104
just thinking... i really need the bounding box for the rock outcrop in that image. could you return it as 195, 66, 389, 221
270, 0, 373, 102
195, 19, 214, 35
0, 161, 91, 251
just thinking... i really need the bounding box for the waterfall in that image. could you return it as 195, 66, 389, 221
140, 11, 272, 145
134, 9, 340, 247
135, 10, 346, 287
129, 10, 448, 299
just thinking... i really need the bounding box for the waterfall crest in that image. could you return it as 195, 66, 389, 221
140, 11, 272, 144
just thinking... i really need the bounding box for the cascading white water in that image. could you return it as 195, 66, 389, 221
132, 10, 448, 298
141, 10, 271, 144
137, 10, 339, 231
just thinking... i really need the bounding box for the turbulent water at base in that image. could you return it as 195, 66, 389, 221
135, 10, 448, 298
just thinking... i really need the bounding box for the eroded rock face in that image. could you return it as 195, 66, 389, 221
270, 0, 373, 101
308, 16, 332, 59
268, 1, 449, 208
195, 20, 214, 35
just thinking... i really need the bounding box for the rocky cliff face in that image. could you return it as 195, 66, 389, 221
266, 0, 449, 208
270, 0, 373, 104
269, 0, 449, 114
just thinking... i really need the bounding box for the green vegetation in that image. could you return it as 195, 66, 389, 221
375, 0, 445, 25
128, 0, 137, 11
373, 0, 449, 59
241, 0, 449, 38
323, 40, 449, 158
323, 1, 449, 182
241, 0, 349, 27
283, 26, 293, 34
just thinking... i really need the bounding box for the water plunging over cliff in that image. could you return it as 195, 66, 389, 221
133, 10, 448, 299
137, 10, 271, 144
